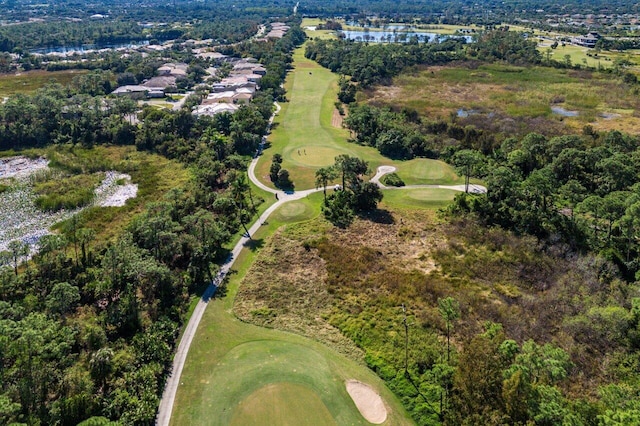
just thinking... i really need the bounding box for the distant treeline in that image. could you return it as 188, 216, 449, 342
0, 17, 259, 52
304, 38, 465, 87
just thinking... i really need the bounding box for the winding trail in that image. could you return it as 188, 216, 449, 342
370, 165, 487, 194
157, 102, 319, 426
157, 103, 486, 425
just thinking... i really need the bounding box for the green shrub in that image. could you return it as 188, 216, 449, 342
381, 172, 405, 187
34, 173, 102, 212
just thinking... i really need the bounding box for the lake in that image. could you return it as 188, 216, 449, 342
31, 40, 150, 54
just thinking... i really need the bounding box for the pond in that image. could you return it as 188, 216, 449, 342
30, 40, 150, 54
457, 108, 477, 117
551, 106, 579, 117
339, 30, 472, 44
600, 112, 621, 120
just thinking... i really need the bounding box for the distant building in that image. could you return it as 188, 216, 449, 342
111, 85, 149, 96
266, 22, 290, 38
111, 85, 165, 99
193, 103, 239, 116
572, 31, 601, 48
204, 91, 236, 104
157, 63, 188, 77
142, 76, 177, 90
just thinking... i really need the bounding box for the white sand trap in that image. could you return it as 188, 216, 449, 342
346, 380, 388, 424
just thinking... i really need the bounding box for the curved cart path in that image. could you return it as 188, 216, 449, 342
158, 105, 486, 425
370, 165, 487, 194
157, 102, 321, 426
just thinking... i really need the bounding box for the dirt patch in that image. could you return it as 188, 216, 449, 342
331, 108, 343, 128
345, 380, 387, 424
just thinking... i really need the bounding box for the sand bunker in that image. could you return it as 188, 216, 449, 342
345, 380, 387, 424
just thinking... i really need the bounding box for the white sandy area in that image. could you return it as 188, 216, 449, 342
94, 171, 138, 207
346, 380, 388, 424
0, 156, 49, 179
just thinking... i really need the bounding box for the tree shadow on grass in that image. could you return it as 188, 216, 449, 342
358, 208, 395, 225
212, 281, 228, 299
243, 237, 264, 252
212, 269, 240, 300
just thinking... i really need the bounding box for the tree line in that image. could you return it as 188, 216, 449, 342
304, 37, 465, 87
450, 130, 640, 281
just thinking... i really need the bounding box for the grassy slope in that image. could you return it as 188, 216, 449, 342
174, 25, 476, 425
171, 192, 413, 425
380, 188, 458, 210
230, 383, 336, 426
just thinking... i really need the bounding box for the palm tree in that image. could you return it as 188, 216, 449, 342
315, 166, 338, 202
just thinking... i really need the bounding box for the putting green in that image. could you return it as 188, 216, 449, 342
274, 201, 309, 219
381, 188, 458, 209
230, 383, 336, 426
183, 338, 392, 426
270, 195, 321, 224
394, 158, 461, 185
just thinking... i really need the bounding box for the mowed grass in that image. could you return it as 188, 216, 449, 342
171, 197, 413, 426
395, 157, 462, 185
255, 47, 357, 189
269, 194, 320, 223
302, 18, 337, 40
256, 45, 466, 190
0, 69, 87, 97
370, 62, 640, 133
541, 43, 612, 69
230, 383, 336, 426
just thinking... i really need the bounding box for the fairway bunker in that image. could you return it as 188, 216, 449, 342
346, 380, 388, 424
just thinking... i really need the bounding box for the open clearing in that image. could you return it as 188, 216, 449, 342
367, 62, 640, 135
0, 149, 175, 253
381, 187, 458, 209
0, 69, 87, 97
173, 26, 468, 426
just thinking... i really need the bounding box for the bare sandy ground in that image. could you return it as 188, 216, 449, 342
346, 380, 388, 424
331, 108, 343, 128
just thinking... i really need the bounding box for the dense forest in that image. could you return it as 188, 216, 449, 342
0, 18, 259, 52
0, 20, 305, 425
